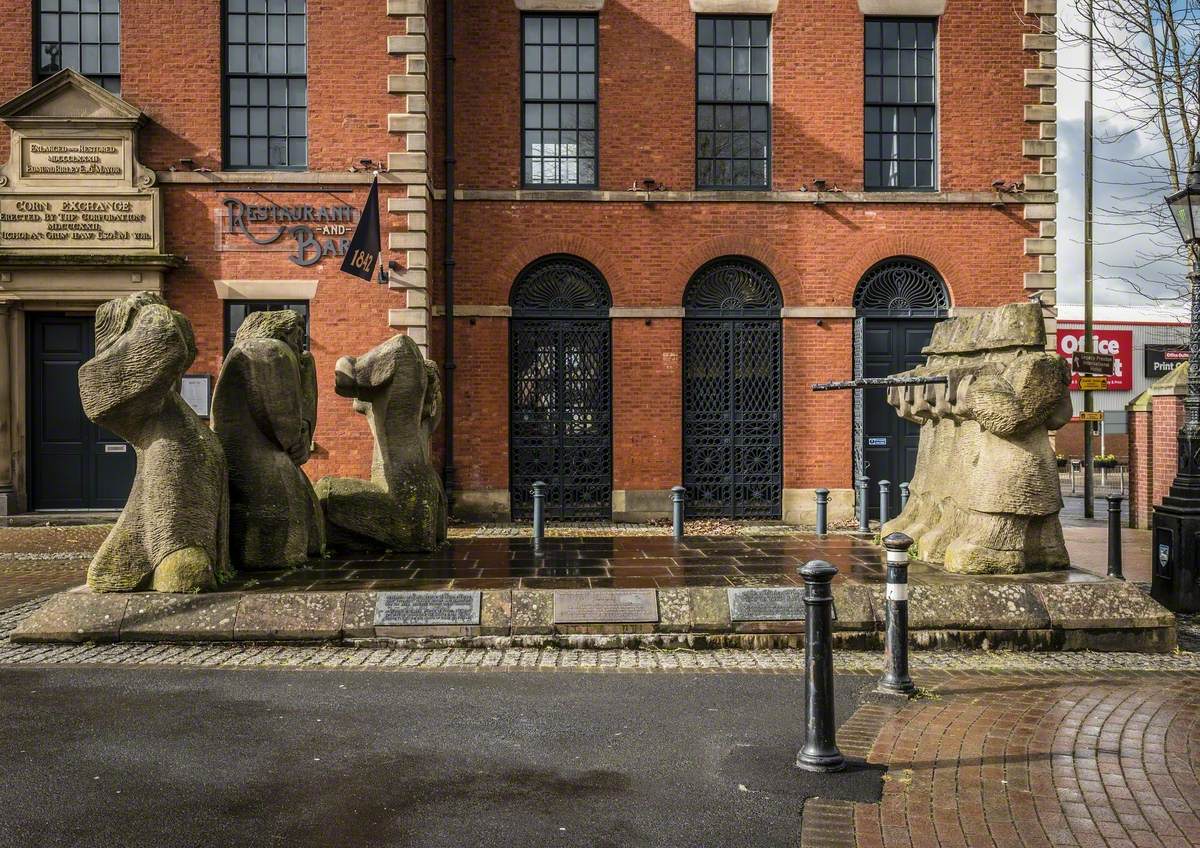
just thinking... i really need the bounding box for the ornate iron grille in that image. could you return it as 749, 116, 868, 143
510, 257, 612, 520
683, 258, 782, 518
852, 257, 949, 316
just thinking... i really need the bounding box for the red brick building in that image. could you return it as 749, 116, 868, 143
0, 0, 1057, 524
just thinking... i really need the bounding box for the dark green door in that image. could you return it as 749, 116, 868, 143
29, 313, 135, 510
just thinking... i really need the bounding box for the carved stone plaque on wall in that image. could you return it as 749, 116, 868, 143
21, 138, 126, 180
0, 69, 163, 258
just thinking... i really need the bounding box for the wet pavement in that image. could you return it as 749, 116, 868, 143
0, 665, 877, 848
221, 534, 1108, 594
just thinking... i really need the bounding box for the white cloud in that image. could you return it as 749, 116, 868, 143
1055, 1, 1192, 307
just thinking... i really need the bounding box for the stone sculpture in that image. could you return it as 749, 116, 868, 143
212, 309, 324, 570
79, 292, 230, 592
315, 334, 447, 551
882, 301, 1072, 574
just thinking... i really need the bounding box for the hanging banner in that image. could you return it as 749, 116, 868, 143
340, 176, 381, 283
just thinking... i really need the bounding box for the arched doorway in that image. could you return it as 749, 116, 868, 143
683, 257, 783, 518
853, 257, 949, 521
509, 255, 612, 520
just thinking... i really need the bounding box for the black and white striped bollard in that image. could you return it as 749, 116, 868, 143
878, 532, 916, 696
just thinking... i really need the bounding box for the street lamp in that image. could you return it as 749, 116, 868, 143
1152, 167, 1200, 612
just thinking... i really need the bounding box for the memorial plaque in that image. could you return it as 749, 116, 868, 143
0, 194, 155, 250
728, 587, 807, 622
374, 591, 481, 626
552, 589, 659, 624
22, 138, 125, 180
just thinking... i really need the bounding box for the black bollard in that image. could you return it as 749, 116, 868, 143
878, 480, 891, 528
878, 532, 917, 696
1106, 494, 1124, 580
672, 486, 686, 541
796, 559, 845, 772
532, 481, 546, 553
815, 488, 830, 535
856, 476, 870, 533
899, 482, 910, 512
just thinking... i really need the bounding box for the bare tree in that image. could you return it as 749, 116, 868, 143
1061, 0, 1199, 301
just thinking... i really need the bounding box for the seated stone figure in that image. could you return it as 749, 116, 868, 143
315, 334, 447, 551
79, 292, 231, 592
212, 309, 324, 570
882, 301, 1072, 574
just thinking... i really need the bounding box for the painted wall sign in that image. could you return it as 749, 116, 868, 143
1056, 327, 1133, 392
0, 194, 154, 249
1145, 344, 1188, 379
220, 197, 359, 267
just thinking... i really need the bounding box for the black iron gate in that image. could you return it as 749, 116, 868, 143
509, 256, 612, 520
683, 258, 783, 518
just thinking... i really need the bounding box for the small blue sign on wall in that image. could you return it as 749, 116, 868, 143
868, 437, 888, 447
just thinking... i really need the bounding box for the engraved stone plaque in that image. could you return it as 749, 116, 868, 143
0, 194, 155, 250
728, 587, 806, 622
552, 589, 659, 624
22, 138, 125, 180
374, 591, 481, 626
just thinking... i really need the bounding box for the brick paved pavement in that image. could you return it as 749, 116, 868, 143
851, 672, 1200, 848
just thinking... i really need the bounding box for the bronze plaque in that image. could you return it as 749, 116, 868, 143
552, 589, 659, 624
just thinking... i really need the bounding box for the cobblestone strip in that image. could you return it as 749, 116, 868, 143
852, 673, 1200, 848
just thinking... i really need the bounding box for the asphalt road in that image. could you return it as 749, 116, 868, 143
0, 666, 879, 848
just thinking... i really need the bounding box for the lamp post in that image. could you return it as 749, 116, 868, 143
1151, 167, 1200, 613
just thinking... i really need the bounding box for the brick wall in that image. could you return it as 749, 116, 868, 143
1151, 392, 1184, 510
1128, 408, 1152, 528
162, 186, 408, 483
444, 0, 1036, 193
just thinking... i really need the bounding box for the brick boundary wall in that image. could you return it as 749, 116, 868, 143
1129, 406, 1153, 528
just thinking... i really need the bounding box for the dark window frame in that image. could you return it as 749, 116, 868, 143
33, 0, 122, 94
863, 16, 938, 192
695, 14, 772, 192
519, 11, 600, 190
222, 0, 309, 172
222, 299, 310, 354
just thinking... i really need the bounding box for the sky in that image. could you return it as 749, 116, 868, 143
1054, 1, 1193, 309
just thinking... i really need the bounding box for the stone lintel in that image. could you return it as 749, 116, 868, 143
780, 307, 856, 319
213, 279, 318, 300
690, 0, 778, 11
431, 304, 512, 318
515, 0, 604, 8
856, 0, 944, 13
609, 307, 686, 319
453, 189, 1027, 205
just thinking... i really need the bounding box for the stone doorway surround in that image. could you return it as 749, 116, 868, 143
0, 70, 182, 514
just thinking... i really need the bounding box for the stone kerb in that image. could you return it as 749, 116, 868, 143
10, 581, 1177, 652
